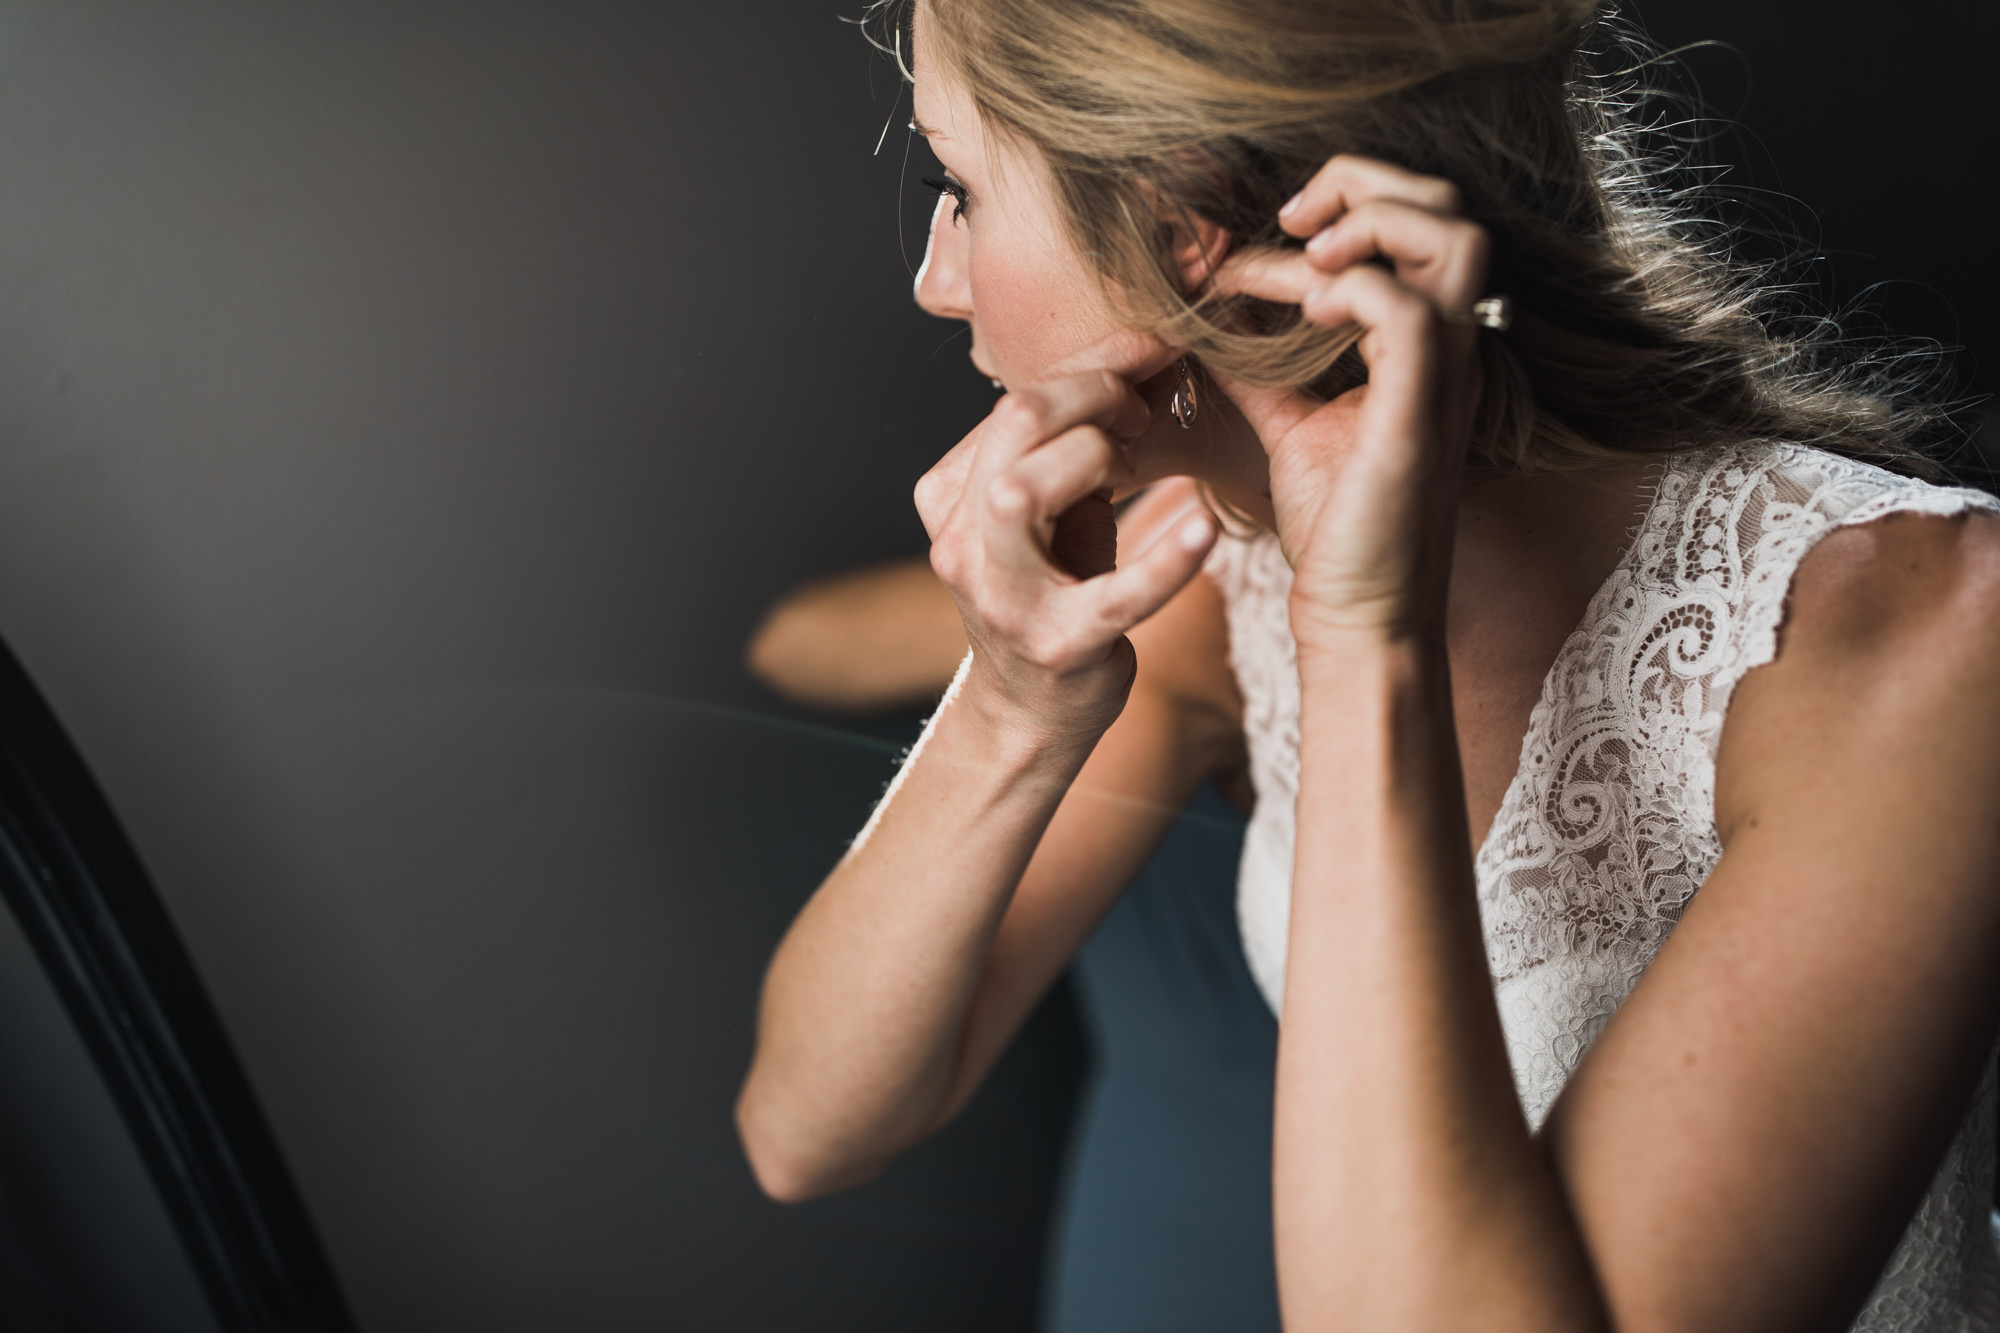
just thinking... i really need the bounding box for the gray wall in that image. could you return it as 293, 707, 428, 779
0, 4, 1074, 1330
0, 2, 1989, 1331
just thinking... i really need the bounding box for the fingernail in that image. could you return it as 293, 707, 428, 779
1179, 512, 1216, 550
1278, 192, 1301, 218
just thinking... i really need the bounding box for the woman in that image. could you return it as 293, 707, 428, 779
738, 0, 2000, 1327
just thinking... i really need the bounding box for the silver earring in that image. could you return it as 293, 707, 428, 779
1170, 358, 1199, 429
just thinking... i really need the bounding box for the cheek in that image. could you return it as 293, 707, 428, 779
967, 233, 1116, 384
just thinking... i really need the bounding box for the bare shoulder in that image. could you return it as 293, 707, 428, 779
1718, 503, 2000, 838
1780, 503, 2000, 657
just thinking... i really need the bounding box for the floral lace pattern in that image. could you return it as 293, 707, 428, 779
1205, 442, 2000, 1330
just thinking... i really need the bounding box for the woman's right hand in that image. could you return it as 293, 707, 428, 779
913, 356, 1219, 748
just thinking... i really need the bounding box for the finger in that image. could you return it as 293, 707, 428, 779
1299, 264, 1443, 450
1277, 155, 1463, 240
1302, 199, 1490, 312
1004, 424, 1132, 533
920, 368, 1137, 542
1069, 498, 1219, 633
914, 415, 1001, 541
980, 428, 1129, 590
978, 371, 1151, 486
1210, 247, 1323, 306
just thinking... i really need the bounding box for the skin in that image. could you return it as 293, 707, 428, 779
745, 557, 967, 713
738, 8, 2000, 1330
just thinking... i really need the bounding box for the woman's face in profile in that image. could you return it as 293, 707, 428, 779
907, 8, 1131, 393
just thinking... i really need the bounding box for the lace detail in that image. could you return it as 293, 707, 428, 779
1203, 530, 1300, 1006
1209, 442, 2000, 1331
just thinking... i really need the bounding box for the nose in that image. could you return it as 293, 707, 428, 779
913, 193, 972, 322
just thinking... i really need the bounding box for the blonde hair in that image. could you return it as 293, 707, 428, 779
870, 0, 1943, 476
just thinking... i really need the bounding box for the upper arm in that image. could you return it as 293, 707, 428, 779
936, 479, 1246, 1118
1543, 509, 2000, 1332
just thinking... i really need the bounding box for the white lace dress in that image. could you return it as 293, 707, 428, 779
1205, 441, 2000, 1330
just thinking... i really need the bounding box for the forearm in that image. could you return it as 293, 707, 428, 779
1276, 635, 1604, 1331
745, 558, 967, 713
736, 656, 1099, 1200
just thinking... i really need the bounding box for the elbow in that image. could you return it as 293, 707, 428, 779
743, 610, 804, 696
744, 607, 852, 712
734, 1085, 876, 1205
742, 1144, 829, 1207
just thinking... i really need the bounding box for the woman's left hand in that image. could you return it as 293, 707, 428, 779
1212, 155, 1493, 648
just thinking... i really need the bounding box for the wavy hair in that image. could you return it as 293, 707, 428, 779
865, 0, 1946, 476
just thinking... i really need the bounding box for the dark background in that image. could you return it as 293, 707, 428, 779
0, 2, 1991, 1330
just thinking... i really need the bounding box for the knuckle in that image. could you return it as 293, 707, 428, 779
1431, 180, 1464, 215
1087, 592, 1133, 637
1022, 628, 1075, 673
991, 391, 1048, 438
1349, 261, 1395, 297
1388, 296, 1432, 338
1301, 277, 1342, 322
1454, 221, 1491, 267
985, 473, 1034, 519
929, 537, 965, 584
1071, 423, 1113, 463
1337, 261, 1378, 289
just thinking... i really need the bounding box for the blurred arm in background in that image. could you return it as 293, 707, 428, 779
745, 557, 965, 713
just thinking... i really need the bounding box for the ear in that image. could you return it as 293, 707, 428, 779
1165, 210, 1232, 294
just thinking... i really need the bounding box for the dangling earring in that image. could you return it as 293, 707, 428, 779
1170, 357, 1200, 429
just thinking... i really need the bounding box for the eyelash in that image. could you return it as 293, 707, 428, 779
921, 174, 969, 222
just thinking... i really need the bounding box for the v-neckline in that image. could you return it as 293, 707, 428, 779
1466, 451, 1685, 872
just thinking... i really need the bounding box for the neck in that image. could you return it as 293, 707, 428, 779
1445, 457, 1660, 645
1135, 385, 1278, 525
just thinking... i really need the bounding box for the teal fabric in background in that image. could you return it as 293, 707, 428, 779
1043, 785, 1281, 1333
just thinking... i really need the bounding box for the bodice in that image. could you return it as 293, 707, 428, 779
1204, 441, 2000, 1330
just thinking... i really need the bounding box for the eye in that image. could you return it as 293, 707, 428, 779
921, 174, 969, 223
